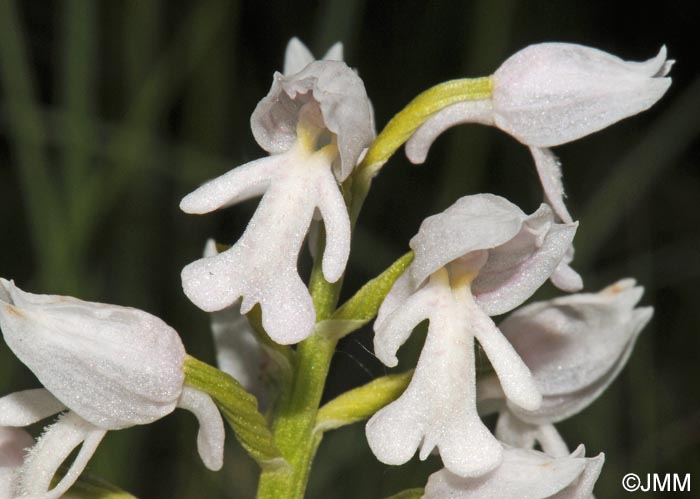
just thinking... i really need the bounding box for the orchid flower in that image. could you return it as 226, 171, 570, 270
405, 43, 673, 225
0, 427, 34, 499
0, 279, 225, 499
423, 445, 604, 499
478, 279, 652, 455
366, 194, 578, 477
180, 45, 374, 345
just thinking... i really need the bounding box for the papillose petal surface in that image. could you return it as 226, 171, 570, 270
493, 43, 672, 147
0, 279, 186, 429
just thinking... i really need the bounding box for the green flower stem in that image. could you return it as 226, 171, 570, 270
255, 77, 494, 499
183, 356, 285, 469
360, 76, 493, 176
255, 330, 337, 499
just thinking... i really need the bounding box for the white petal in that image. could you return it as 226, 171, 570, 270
316, 166, 351, 283
19, 412, 106, 499
513, 312, 648, 425
404, 99, 494, 164
373, 270, 448, 367
177, 386, 225, 471
624, 45, 669, 76
550, 245, 583, 292
0, 282, 186, 429
409, 194, 526, 287
465, 288, 541, 411
374, 270, 418, 332
0, 428, 34, 499
251, 61, 374, 180
182, 151, 328, 344
500, 280, 652, 423
0, 427, 34, 468
424, 447, 590, 499
473, 206, 578, 316
502, 280, 649, 395
369, 273, 502, 478
322, 42, 344, 62
0, 390, 65, 427
493, 43, 672, 147
530, 147, 573, 224
283, 37, 315, 76
536, 424, 571, 458
551, 452, 604, 499
180, 155, 283, 214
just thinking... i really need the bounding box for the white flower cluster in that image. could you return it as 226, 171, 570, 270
368, 43, 668, 497
0, 38, 669, 498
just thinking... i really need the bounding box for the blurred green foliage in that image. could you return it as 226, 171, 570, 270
0, 1, 699, 497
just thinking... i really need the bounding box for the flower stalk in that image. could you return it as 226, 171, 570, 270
255, 76, 496, 499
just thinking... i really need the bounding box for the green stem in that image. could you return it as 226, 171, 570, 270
255, 76, 493, 499
255, 332, 337, 498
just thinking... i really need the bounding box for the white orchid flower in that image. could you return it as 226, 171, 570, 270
366, 194, 578, 477
423, 445, 604, 499
0, 279, 225, 499
181, 49, 374, 345
405, 43, 672, 225
0, 427, 34, 499
479, 279, 653, 427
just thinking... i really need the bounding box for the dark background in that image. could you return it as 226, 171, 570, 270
0, 1, 698, 497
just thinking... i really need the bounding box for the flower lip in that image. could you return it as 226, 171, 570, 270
251, 60, 375, 181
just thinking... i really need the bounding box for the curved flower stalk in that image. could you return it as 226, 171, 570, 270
478, 279, 652, 453
181, 56, 374, 345
423, 445, 604, 499
0, 279, 225, 499
405, 43, 673, 225
0, 427, 34, 499
366, 194, 578, 477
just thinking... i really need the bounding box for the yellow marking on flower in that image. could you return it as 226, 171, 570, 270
5, 304, 24, 318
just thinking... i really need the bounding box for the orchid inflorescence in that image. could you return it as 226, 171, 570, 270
0, 37, 670, 499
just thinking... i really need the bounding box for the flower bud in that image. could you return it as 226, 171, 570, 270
493, 43, 672, 147
0, 279, 225, 498
0, 278, 186, 429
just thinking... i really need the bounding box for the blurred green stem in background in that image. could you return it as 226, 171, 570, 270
0, 0, 68, 290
